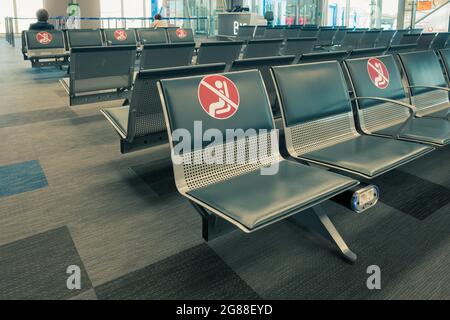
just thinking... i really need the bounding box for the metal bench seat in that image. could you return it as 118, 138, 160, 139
345, 55, 450, 147
272, 62, 433, 179
158, 69, 361, 262
24, 30, 69, 68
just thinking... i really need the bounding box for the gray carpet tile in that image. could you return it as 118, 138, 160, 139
209, 201, 450, 300
373, 169, 450, 220
131, 159, 177, 197
0, 226, 93, 299
0, 107, 77, 129
95, 243, 261, 300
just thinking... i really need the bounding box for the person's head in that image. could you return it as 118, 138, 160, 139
154, 14, 162, 21
36, 9, 49, 22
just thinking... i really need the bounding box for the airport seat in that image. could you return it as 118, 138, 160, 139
439, 48, 450, 84
415, 33, 436, 51
140, 43, 195, 70
316, 27, 336, 47
399, 33, 421, 45
60, 45, 136, 106
158, 69, 360, 261
283, 26, 301, 38
166, 28, 194, 43
101, 63, 226, 153
347, 47, 386, 59
282, 37, 317, 61
345, 55, 450, 146
271, 62, 432, 179
24, 30, 69, 68
339, 31, 364, 50
253, 25, 267, 38
391, 29, 409, 45
236, 25, 256, 40
298, 50, 348, 64
263, 26, 285, 39
332, 27, 349, 46
104, 29, 138, 46
298, 27, 319, 38
243, 39, 283, 58
67, 29, 104, 48
196, 41, 244, 67
430, 32, 450, 50
386, 44, 416, 54
230, 55, 295, 116
359, 30, 381, 49
398, 51, 450, 119
137, 28, 168, 45
376, 30, 395, 48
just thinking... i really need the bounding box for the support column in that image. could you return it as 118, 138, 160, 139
397, 0, 405, 29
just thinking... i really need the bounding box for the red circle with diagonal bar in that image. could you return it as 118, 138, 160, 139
367, 58, 390, 89
114, 29, 128, 41
176, 28, 187, 39
198, 75, 240, 120
36, 31, 53, 45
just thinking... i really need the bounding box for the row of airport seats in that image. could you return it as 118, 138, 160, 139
20, 27, 194, 67
102, 49, 450, 262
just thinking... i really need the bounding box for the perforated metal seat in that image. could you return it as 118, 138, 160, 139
398, 51, 450, 120
345, 55, 450, 146
103, 29, 138, 46
272, 62, 433, 179
158, 69, 360, 261
243, 39, 283, 58
196, 41, 244, 66
101, 63, 227, 153
24, 30, 69, 68
60, 45, 136, 106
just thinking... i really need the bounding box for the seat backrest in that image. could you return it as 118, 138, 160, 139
386, 43, 416, 54
359, 30, 381, 49
263, 27, 284, 39
69, 45, 136, 93
166, 28, 194, 43
298, 28, 319, 38
398, 51, 449, 111
140, 42, 195, 70
230, 55, 295, 114
138, 28, 167, 44
254, 25, 267, 38
317, 28, 337, 46
431, 32, 450, 50
391, 29, 409, 45
376, 30, 395, 47
415, 33, 436, 51
67, 29, 103, 48
196, 41, 243, 66
299, 50, 348, 64
21, 31, 27, 54
158, 70, 279, 193
345, 55, 410, 133
127, 63, 227, 141
283, 37, 317, 58
347, 47, 386, 59
284, 26, 301, 38
439, 48, 450, 82
236, 25, 255, 40
104, 29, 138, 46
333, 27, 349, 46
25, 30, 65, 50
341, 31, 364, 49
243, 39, 283, 58
399, 33, 420, 45
271, 62, 358, 156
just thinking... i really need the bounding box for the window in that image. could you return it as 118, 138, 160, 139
123, 0, 145, 28
15, 0, 44, 32
0, 0, 14, 34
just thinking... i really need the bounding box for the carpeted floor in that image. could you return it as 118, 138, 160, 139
0, 38, 449, 300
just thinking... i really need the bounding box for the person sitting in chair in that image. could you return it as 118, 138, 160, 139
29, 9, 55, 31
152, 14, 168, 28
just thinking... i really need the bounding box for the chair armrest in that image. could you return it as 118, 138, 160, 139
408, 85, 450, 92
352, 96, 417, 115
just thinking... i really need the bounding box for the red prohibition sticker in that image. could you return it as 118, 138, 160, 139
367, 58, 390, 89
114, 29, 128, 41
176, 28, 187, 39
36, 31, 53, 45
198, 75, 240, 120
